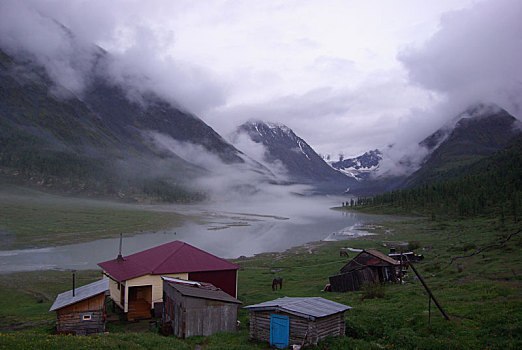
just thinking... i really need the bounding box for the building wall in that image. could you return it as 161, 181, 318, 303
249, 310, 345, 346
249, 310, 312, 346
55, 293, 105, 335
104, 272, 188, 312
106, 277, 123, 309
188, 269, 238, 297
163, 282, 238, 338
315, 313, 345, 342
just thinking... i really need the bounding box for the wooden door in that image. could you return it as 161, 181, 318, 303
270, 314, 289, 349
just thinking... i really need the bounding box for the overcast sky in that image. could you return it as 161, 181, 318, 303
1, 0, 521, 158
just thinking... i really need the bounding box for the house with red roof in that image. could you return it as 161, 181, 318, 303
98, 240, 241, 320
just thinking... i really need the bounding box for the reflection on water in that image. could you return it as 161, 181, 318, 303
0, 197, 398, 273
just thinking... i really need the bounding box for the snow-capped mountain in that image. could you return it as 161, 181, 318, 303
232, 121, 356, 193
329, 149, 383, 181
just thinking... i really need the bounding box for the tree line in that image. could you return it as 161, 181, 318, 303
349, 135, 521, 221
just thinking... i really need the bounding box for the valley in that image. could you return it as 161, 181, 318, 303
0, 2, 521, 348
0, 205, 520, 349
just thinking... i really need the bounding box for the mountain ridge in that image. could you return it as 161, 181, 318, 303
233, 120, 356, 193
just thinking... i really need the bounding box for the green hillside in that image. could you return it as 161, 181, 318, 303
355, 134, 522, 220
406, 106, 521, 188
0, 48, 233, 202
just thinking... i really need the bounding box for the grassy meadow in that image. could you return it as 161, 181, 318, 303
0, 199, 520, 349
0, 189, 194, 249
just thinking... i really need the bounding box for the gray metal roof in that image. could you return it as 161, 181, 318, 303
165, 279, 242, 304
49, 278, 109, 312
244, 297, 351, 320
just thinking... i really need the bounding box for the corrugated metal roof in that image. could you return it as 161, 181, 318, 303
98, 240, 241, 282
165, 279, 242, 304
49, 278, 109, 312
244, 297, 351, 319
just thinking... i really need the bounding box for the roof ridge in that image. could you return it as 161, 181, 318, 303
151, 241, 185, 273
167, 241, 241, 271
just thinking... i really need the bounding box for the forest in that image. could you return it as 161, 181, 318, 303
350, 134, 522, 221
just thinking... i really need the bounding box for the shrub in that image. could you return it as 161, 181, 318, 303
361, 282, 385, 300
407, 241, 421, 251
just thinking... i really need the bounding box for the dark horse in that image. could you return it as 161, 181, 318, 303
272, 278, 283, 291
340, 250, 349, 258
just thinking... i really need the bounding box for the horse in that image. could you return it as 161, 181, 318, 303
272, 277, 283, 291
339, 250, 349, 258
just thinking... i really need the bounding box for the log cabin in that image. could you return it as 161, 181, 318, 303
329, 249, 400, 292
49, 278, 109, 335
244, 297, 351, 348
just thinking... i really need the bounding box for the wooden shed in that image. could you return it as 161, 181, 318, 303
244, 297, 351, 348
98, 240, 241, 321
329, 249, 400, 292
162, 277, 242, 338
49, 279, 109, 335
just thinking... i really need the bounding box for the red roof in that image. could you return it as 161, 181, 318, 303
98, 241, 241, 282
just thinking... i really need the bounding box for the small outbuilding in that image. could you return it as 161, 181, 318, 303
49, 279, 109, 335
244, 297, 351, 348
162, 277, 242, 338
329, 249, 400, 292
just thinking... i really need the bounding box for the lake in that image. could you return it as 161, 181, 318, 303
0, 196, 399, 273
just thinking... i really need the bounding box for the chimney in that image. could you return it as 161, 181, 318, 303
72, 270, 76, 297
116, 233, 124, 262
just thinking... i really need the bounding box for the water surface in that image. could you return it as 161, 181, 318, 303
0, 196, 400, 273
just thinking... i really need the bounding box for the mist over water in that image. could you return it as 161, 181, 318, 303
0, 196, 399, 273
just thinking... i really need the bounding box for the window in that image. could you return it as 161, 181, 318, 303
81, 313, 93, 321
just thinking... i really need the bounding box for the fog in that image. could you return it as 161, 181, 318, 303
0, 192, 403, 272
1, 0, 521, 181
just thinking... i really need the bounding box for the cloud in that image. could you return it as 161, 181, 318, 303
213, 73, 434, 157
229, 131, 289, 180
149, 131, 300, 200
0, 0, 226, 113
2, 0, 519, 166
0, 1, 99, 96
399, 0, 522, 118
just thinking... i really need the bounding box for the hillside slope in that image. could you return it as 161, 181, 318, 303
0, 48, 246, 201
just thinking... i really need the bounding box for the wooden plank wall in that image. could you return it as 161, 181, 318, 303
57, 294, 105, 314
56, 310, 104, 335
163, 282, 238, 338
184, 301, 238, 337
55, 294, 106, 335
315, 313, 345, 343
249, 310, 345, 346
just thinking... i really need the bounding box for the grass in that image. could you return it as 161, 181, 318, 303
0, 189, 196, 249
0, 203, 521, 348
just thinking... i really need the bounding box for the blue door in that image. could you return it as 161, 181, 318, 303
270, 314, 290, 349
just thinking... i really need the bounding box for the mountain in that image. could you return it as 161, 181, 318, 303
405, 104, 522, 187
327, 104, 521, 195
0, 47, 247, 202
330, 149, 382, 181
364, 132, 522, 219
233, 121, 356, 192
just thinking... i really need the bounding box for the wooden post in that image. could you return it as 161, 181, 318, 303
428, 296, 432, 324
399, 249, 403, 284
72, 270, 76, 297
407, 258, 450, 321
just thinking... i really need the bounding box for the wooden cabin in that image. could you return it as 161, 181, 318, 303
329, 249, 400, 292
49, 279, 109, 335
244, 297, 351, 348
162, 277, 242, 338
98, 240, 241, 321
